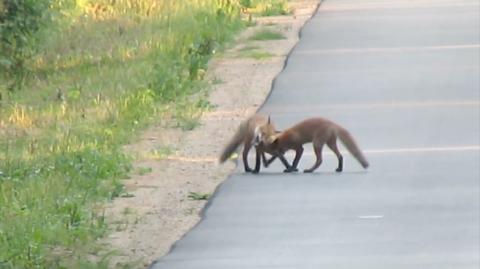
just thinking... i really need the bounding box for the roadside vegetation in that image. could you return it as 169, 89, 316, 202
249, 28, 286, 40
0, 0, 290, 268
237, 46, 275, 59
241, 0, 292, 16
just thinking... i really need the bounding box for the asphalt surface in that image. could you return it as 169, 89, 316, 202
151, 0, 480, 268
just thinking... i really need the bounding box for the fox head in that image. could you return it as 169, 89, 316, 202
254, 116, 281, 148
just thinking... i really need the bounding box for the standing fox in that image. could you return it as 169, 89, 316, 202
257, 117, 369, 173
219, 114, 291, 173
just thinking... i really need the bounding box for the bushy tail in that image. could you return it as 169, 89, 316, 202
219, 121, 247, 163
337, 127, 369, 169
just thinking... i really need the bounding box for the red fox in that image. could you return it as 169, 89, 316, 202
219, 114, 291, 173
257, 117, 369, 173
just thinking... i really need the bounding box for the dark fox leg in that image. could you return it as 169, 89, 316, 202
259, 142, 276, 168
262, 152, 295, 171
262, 152, 276, 168
304, 142, 324, 173
278, 155, 295, 171
252, 147, 261, 174
327, 136, 343, 172
243, 141, 253, 173
285, 146, 303, 173
263, 153, 291, 169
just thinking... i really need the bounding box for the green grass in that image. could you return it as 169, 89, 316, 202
236, 45, 274, 59
237, 50, 275, 59
0, 1, 250, 268
149, 145, 175, 160
241, 0, 291, 16
135, 167, 152, 176
238, 45, 261, 51
249, 29, 286, 41
259, 0, 291, 16
187, 192, 211, 201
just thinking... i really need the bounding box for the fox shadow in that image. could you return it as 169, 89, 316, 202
237, 170, 369, 177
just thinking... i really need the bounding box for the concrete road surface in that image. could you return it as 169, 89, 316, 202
151, 0, 480, 268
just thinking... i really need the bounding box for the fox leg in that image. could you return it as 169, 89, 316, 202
304, 142, 324, 173
278, 155, 295, 171
258, 142, 276, 168
262, 152, 276, 168
264, 153, 294, 171
327, 136, 343, 172
285, 147, 303, 173
243, 141, 253, 172
252, 147, 262, 174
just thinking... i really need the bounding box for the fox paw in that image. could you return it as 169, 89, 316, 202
283, 168, 298, 173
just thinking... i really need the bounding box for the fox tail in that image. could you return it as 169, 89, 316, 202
219, 121, 247, 163
337, 127, 369, 169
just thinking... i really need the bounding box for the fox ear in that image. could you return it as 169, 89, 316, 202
267, 115, 271, 124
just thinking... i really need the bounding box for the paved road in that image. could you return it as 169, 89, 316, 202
151, 0, 480, 268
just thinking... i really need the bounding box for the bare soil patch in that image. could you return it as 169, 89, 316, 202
104, 1, 319, 267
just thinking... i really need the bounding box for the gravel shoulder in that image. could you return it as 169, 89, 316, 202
103, 1, 319, 267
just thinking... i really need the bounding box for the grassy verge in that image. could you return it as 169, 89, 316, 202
237, 46, 275, 59
0, 0, 291, 268
249, 28, 286, 40
0, 1, 236, 268
242, 0, 292, 16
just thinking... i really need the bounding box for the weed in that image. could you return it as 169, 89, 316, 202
188, 192, 211, 201
174, 96, 216, 131
238, 45, 261, 52
236, 45, 274, 59
260, 0, 291, 16
149, 145, 175, 160
184, 208, 196, 215
240, 0, 254, 8
122, 207, 134, 215
245, 14, 257, 27
177, 116, 201, 131
238, 49, 275, 59
135, 167, 152, 176
242, 0, 291, 17
119, 193, 135, 198
249, 29, 286, 40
